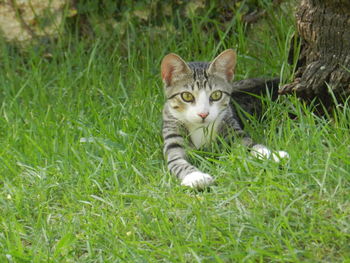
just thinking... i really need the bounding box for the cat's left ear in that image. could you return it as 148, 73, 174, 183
207, 49, 236, 82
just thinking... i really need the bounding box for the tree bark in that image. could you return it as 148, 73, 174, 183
280, 0, 350, 107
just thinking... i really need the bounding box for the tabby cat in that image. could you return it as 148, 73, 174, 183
161, 49, 288, 189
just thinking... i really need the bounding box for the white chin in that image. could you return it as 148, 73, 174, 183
187, 118, 204, 124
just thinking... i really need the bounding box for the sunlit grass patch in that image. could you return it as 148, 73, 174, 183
1, 1, 349, 262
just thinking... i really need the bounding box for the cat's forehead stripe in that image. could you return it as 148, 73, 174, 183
203, 69, 208, 79
192, 68, 208, 81
188, 62, 209, 82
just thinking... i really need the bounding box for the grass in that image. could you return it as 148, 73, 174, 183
0, 2, 350, 262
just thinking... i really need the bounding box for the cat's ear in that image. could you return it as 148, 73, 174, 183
161, 53, 192, 86
207, 49, 236, 82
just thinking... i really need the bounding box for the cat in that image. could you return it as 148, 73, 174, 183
161, 49, 289, 189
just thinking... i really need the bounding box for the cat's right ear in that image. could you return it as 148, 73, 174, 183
161, 53, 191, 86
208, 49, 236, 82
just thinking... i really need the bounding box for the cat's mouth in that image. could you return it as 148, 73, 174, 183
198, 118, 213, 125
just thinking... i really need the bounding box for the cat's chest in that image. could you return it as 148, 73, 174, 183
186, 122, 220, 149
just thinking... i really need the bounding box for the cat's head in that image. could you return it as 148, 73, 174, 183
161, 49, 236, 125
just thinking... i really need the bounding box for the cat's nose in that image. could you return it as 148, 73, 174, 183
198, 112, 209, 119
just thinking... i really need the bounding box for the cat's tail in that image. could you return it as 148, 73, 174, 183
231, 77, 280, 99
230, 77, 280, 121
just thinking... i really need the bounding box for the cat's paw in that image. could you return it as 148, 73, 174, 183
181, 172, 214, 189
251, 144, 272, 159
251, 145, 289, 163
271, 150, 290, 163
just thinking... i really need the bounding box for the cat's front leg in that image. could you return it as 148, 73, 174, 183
224, 127, 290, 163
163, 122, 214, 189
236, 131, 290, 162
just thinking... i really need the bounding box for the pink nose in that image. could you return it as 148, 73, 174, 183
198, 112, 209, 119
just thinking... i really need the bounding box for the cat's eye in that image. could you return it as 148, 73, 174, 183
210, 91, 222, 101
181, 92, 195, 102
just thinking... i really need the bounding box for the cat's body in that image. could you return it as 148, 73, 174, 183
161, 50, 288, 188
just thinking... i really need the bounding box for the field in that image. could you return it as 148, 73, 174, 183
0, 2, 349, 262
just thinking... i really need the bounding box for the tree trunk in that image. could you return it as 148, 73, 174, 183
280, 0, 350, 108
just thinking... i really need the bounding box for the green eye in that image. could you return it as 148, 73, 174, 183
181, 92, 195, 102
210, 91, 222, 101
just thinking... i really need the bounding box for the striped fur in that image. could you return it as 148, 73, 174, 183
161, 50, 288, 188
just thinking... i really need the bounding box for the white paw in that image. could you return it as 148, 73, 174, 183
251, 144, 272, 159
251, 145, 290, 163
181, 171, 214, 189
272, 150, 290, 163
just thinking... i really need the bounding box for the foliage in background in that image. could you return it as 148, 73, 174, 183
0, 0, 286, 45
71, 0, 287, 41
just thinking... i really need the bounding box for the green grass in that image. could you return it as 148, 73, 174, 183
1, 2, 350, 262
